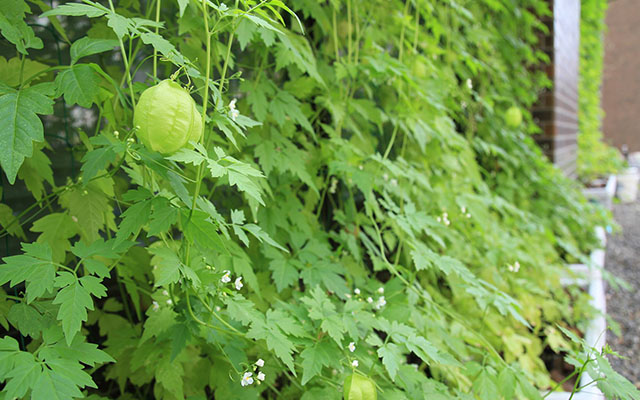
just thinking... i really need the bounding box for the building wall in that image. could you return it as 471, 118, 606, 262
533, 0, 581, 176
602, 0, 640, 152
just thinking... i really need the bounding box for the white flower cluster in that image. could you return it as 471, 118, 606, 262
461, 206, 471, 218
507, 261, 521, 273
229, 99, 239, 121
436, 211, 450, 226
241, 359, 266, 387
221, 270, 244, 290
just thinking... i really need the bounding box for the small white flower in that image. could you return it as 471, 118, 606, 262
466, 78, 473, 90
71, 215, 78, 223
235, 276, 244, 290
351, 360, 359, 367
444, 220, 450, 226
166, 299, 173, 305
383, 173, 389, 181
461, 207, 466, 213
151, 301, 159, 311
229, 99, 239, 121
436, 217, 441, 222
375, 296, 386, 310
221, 270, 231, 283
461, 101, 467, 109
390, 179, 398, 187
256, 359, 264, 367
514, 261, 520, 272
162, 290, 169, 296
348, 342, 356, 352
257, 371, 265, 381
466, 213, 471, 218
358, 165, 363, 170
329, 177, 338, 194
354, 288, 361, 295
345, 293, 352, 299
241, 372, 254, 387
377, 287, 384, 294
366, 297, 373, 303
215, 306, 221, 312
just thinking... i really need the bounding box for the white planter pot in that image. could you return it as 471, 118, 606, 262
583, 175, 617, 210
616, 167, 639, 203
550, 228, 607, 399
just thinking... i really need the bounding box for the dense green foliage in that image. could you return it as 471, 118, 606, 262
0, 0, 637, 399
578, 0, 625, 183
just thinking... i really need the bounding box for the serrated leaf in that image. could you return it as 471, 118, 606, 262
70, 37, 118, 64
7, 302, 46, 338
3, 352, 41, 399
115, 195, 152, 244
31, 213, 78, 262
0, 242, 56, 303
300, 341, 333, 384
377, 343, 402, 381
53, 272, 106, 345
17, 144, 54, 200
150, 246, 181, 287
41, 2, 107, 18
0, 203, 26, 240
59, 180, 115, 243
55, 64, 101, 108
268, 258, 298, 292
0, 0, 43, 54
182, 210, 226, 253
0, 83, 54, 183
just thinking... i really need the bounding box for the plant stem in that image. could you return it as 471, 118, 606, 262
153, 0, 161, 79
108, 0, 136, 109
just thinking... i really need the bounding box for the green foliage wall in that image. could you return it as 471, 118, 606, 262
578, 0, 624, 183
0, 0, 633, 399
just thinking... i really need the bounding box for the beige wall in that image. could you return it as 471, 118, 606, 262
603, 0, 640, 152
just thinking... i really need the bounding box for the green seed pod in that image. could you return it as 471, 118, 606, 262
343, 374, 377, 400
505, 106, 523, 128
134, 80, 202, 155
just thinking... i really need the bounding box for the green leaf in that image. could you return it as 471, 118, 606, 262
148, 197, 178, 236
150, 246, 181, 287
3, 352, 41, 399
0, 0, 43, 54
31, 213, 79, 263
0, 82, 54, 184
377, 343, 402, 381
0, 242, 56, 303
53, 272, 106, 345
497, 368, 516, 400
233, 257, 261, 296
182, 209, 227, 253
473, 370, 498, 399
115, 190, 153, 244
17, 144, 54, 200
7, 302, 46, 338
0, 56, 49, 87
268, 258, 298, 292
81, 146, 118, 183
227, 170, 265, 205
300, 341, 333, 385
40, 2, 107, 18
70, 37, 119, 64
0, 203, 26, 240
59, 179, 115, 243
139, 32, 186, 66
55, 64, 101, 108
